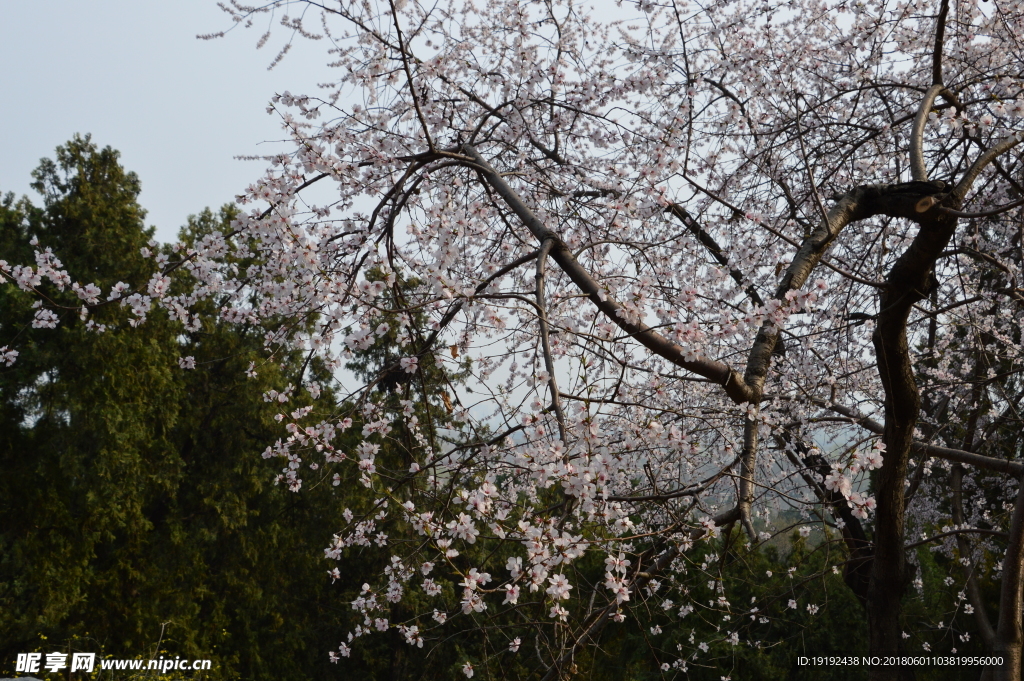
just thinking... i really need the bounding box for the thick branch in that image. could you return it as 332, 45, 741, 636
463, 144, 755, 403
865, 170, 970, 677
931, 0, 950, 86
744, 195, 857, 391
910, 85, 945, 182
913, 443, 1024, 476
735, 186, 887, 537
738, 414, 759, 541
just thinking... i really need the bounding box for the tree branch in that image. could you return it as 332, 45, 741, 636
910, 85, 945, 182
780, 436, 873, 605
903, 527, 1010, 550
816, 400, 1024, 475
535, 237, 566, 442
931, 0, 950, 86
952, 134, 1024, 204
462, 144, 755, 403
940, 197, 1024, 219
666, 204, 765, 308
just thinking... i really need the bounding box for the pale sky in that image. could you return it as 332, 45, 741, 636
1, 1, 333, 243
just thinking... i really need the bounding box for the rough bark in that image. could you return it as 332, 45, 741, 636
869, 195, 960, 680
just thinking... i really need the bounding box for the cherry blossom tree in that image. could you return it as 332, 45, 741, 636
5, 0, 1024, 678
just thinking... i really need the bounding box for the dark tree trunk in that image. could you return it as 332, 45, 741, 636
869, 197, 960, 681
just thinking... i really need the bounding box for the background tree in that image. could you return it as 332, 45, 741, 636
6, 1, 1024, 679
0, 138, 458, 680
0, 136, 185, 655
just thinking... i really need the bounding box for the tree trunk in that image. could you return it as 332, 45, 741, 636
869, 317, 916, 681
991, 476, 1024, 681
869, 200, 960, 681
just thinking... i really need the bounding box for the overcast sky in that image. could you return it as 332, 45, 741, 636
1, 1, 333, 242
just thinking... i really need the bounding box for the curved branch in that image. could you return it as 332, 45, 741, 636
744, 185, 878, 393
952, 134, 1024, 204
730, 185, 902, 541
463, 144, 756, 403
780, 434, 873, 604
910, 85, 944, 182
732, 187, 878, 537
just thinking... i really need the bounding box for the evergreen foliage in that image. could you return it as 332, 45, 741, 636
0, 137, 349, 680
